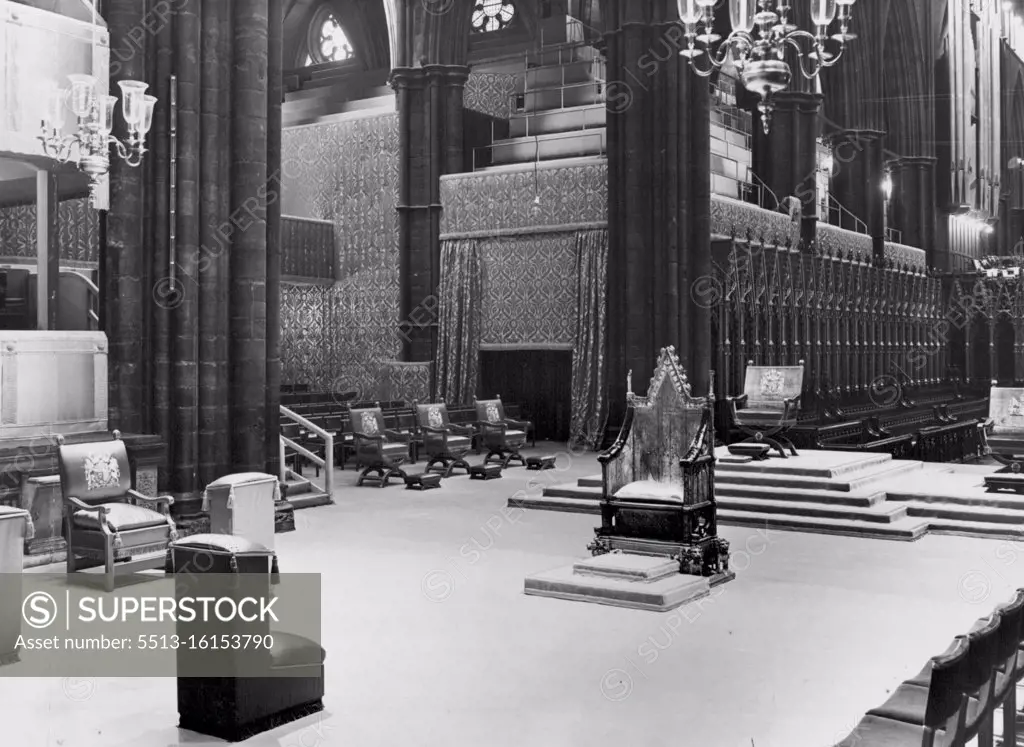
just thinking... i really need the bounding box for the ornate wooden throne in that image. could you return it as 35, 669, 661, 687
589, 347, 731, 579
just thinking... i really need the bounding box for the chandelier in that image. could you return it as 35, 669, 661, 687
677, 0, 857, 134
37, 2, 155, 209
39, 77, 156, 205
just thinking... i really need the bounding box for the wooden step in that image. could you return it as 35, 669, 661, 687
902, 500, 1024, 525
542, 482, 601, 500
714, 452, 895, 479
715, 461, 922, 493
715, 483, 885, 508
508, 494, 601, 514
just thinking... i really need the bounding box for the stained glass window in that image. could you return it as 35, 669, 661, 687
472, 0, 516, 33
303, 8, 353, 65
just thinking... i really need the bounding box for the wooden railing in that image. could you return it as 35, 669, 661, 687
279, 406, 335, 501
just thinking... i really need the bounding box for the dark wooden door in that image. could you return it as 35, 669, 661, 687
478, 349, 572, 442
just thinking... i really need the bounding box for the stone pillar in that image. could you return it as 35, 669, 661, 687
391, 65, 468, 366
265, 0, 283, 475
829, 129, 886, 259
889, 156, 937, 253
755, 91, 823, 250
604, 2, 711, 431
104, 0, 148, 434
229, 0, 270, 472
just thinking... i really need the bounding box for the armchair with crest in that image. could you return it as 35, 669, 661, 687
725, 360, 805, 458
415, 402, 473, 478
58, 430, 177, 592
474, 396, 532, 468
589, 347, 731, 580
349, 404, 411, 487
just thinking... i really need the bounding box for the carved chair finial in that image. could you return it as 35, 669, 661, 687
627, 369, 632, 394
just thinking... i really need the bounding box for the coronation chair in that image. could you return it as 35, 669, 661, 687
725, 360, 805, 459
983, 384, 1024, 493
475, 396, 531, 468
590, 347, 731, 579
350, 404, 411, 487
58, 431, 177, 592
416, 402, 473, 478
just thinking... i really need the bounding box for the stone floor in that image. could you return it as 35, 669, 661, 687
2, 443, 1021, 747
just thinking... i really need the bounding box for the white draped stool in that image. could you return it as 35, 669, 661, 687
202, 473, 279, 550
0, 505, 33, 666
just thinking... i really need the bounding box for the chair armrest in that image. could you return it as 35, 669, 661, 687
681, 453, 715, 470
128, 489, 174, 509
420, 425, 449, 435
725, 393, 749, 408
504, 418, 531, 430
477, 420, 508, 432
384, 429, 411, 442
63, 495, 107, 514
447, 423, 474, 436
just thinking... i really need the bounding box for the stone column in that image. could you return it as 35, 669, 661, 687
755, 91, 823, 250
391, 65, 468, 366
104, 0, 148, 434
604, 1, 711, 431
888, 156, 937, 254
829, 129, 886, 259
229, 0, 269, 472
265, 0, 283, 475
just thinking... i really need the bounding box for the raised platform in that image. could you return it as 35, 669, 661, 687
525, 552, 733, 612
514, 449, 1024, 541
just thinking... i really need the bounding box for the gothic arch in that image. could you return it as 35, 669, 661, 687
284, 0, 391, 70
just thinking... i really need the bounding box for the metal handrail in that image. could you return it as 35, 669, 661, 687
824, 194, 869, 235
280, 405, 335, 502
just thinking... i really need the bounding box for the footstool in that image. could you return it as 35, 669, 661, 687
469, 464, 502, 480
727, 443, 771, 460
526, 455, 556, 471
404, 473, 442, 491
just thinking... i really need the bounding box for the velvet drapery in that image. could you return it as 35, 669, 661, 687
436, 228, 609, 449
570, 228, 608, 449
435, 238, 483, 404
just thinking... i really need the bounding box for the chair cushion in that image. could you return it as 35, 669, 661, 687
74, 502, 168, 531
446, 435, 471, 449
614, 480, 685, 504
380, 443, 409, 458
505, 430, 527, 443
269, 631, 326, 668
868, 683, 979, 729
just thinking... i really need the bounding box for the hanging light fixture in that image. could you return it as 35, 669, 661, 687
677, 0, 857, 134
37, 2, 156, 208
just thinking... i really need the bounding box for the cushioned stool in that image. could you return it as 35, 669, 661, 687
469, 464, 502, 480
170, 534, 325, 742
726, 443, 771, 460
404, 473, 442, 491
526, 455, 556, 470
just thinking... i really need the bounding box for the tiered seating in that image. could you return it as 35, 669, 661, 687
835, 589, 1024, 747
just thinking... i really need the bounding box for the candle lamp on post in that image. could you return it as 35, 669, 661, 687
38, 76, 156, 208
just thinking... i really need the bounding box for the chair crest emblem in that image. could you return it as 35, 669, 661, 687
485, 403, 501, 422
1011, 398, 1024, 417
84, 453, 121, 492
428, 406, 444, 427
360, 412, 379, 434
759, 369, 786, 399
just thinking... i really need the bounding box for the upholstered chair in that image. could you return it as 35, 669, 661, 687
415, 403, 473, 477
349, 405, 411, 487
58, 430, 176, 591
726, 360, 805, 458
474, 396, 531, 468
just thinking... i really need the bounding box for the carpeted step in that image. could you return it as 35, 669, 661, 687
717, 509, 928, 541
717, 496, 908, 523
509, 494, 601, 514
289, 490, 332, 509
542, 483, 602, 500
902, 500, 1024, 525
714, 483, 885, 508
715, 451, 895, 479
715, 461, 922, 493
923, 518, 1024, 539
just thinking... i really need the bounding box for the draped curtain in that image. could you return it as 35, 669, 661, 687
570, 228, 608, 449
436, 239, 483, 403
